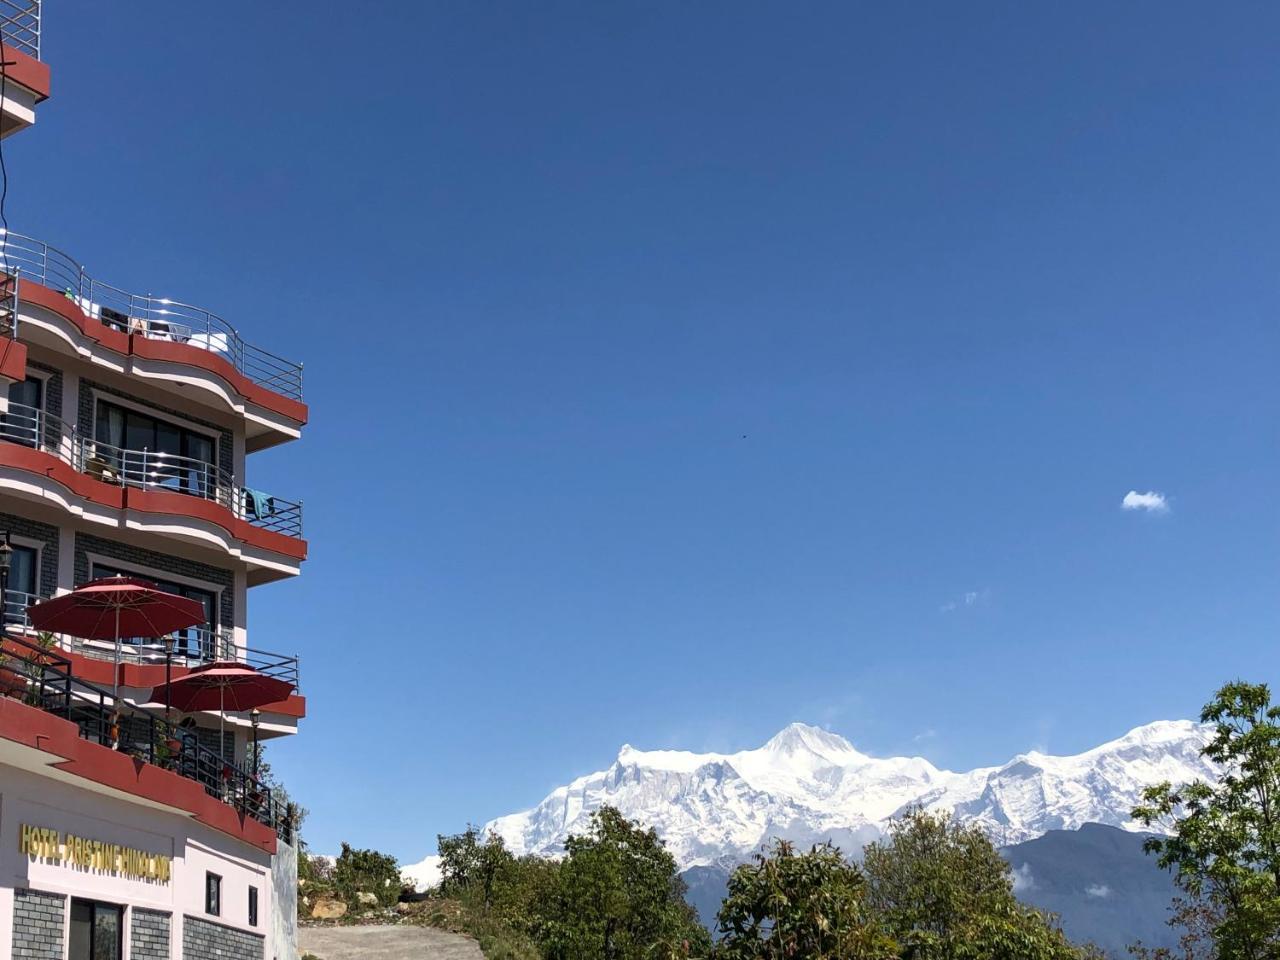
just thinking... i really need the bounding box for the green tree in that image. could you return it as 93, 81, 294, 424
863, 808, 1088, 960
333, 842, 401, 908
535, 806, 710, 960
1133, 681, 1280, 960
716, 839, 895, 960
438, 826, 517, 909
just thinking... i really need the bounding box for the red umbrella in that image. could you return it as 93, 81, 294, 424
27, 576, 206, 698
151, 662, 295, 759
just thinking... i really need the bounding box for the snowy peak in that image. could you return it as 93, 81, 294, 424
479, 719, 1216, 871
763, 723, 864, 764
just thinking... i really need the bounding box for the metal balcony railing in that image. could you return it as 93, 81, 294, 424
4, 589, 301, 690
0, 402, 304, 538
0, 1, 39, 60
0, 632, 294, 841
0, 230, 303, 400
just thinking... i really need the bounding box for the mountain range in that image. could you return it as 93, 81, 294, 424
402, 719, 1212, 953
478, 719, 1213, 868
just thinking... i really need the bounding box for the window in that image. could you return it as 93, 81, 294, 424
69, 899, 122, 960
3, 376, 43, 447
206, 872, 222, 916
4, 544, 37, 619
94, 398, 216, 497
92, 562, 218, 658
249, 885, 259, 927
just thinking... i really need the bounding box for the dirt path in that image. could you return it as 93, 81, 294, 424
300, 924, 485, 960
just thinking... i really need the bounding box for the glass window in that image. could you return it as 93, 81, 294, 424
3, 377, 43, 447
206, 872, 222, 916
91, 562, 219, 658
5, 544, 37, 622
69, 899, 122, 960
249, 885, 259, 927
94, 399, 217, 497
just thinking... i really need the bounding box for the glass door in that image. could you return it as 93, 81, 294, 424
68, 899, 122, 960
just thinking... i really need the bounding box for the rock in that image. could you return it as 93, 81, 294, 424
311, 898, 347, 920
356, 892, 378, 906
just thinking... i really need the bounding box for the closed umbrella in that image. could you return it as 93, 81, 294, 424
27, 576, 206, 699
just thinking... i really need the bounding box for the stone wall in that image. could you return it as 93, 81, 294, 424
183, 915, 264, 960
130, 908, 172, 960
11, 888, 66, 960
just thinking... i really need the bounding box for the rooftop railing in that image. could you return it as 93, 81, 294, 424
0, 401, 304, 538
0, 230, 303, 400
4, 589, 301, 690
0, 631, 294, 841
0, 1, 39, 60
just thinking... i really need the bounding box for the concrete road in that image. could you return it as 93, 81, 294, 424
300, 924, 485, 960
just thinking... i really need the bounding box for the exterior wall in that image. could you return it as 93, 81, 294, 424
78, 377, 236, 481
267, 837, 298, 960
131, 907, 173, 960
0, 764, 271, 959
184, 915, 264, 960
0, 509, 59, 596
12, 887, 65, 959
74, 531, 235, 628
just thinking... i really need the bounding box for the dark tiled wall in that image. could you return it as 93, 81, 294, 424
12, 888, 66, 960
130, 908, 172, 960
183, 915, 264, 960
74, 532, 234, 628
0, 510, 59, 596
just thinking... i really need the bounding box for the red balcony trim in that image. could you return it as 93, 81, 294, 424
0, 443, 306, 560
0, 336, 27, 382
22, 281, 308, 424
19, 644, 307, 719
0, 696, 277, 853
1, 43, 50, 102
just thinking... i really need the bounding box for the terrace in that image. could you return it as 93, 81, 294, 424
0, 230, 303, 401
3, 588, 301, 687
0, 401, 304, 538
0, 632, 295, 843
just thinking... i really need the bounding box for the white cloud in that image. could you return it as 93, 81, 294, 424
1122, 490, 1169, 514
1011, 863, 1036, 893
941, 589, 989, 613
1085, 883, 1111, 899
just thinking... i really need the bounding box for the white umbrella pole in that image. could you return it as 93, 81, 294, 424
112, 605, 121, 701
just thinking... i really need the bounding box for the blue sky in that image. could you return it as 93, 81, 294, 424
17, 2, 1280, 860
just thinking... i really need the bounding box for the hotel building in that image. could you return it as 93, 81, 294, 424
0, 5, 308, 958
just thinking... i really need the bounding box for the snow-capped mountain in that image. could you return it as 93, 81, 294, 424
482, 719, 1214, 870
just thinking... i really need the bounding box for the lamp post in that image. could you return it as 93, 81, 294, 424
162, 634, 174, 726
251, 708, 261, 778
0, 531, 12, 631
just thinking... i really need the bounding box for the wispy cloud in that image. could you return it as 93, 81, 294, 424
941, 588, 990, 613
1122, 490, 1169, 514
1011, 863, 1036, 893
1085, 883, 1111, 899
912, 729, 937, 744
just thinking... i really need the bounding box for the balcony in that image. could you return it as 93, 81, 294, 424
4, 588, 301, 688
0, 401, 304, 539
0, 0, 38, 60
0, 231, 303, 401
0, 3, 46, 139
0, 632, 294, 845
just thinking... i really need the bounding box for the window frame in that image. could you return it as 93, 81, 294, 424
68, 897, 123, 960
248, 884, 259, 927
206, 871, 222, 917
